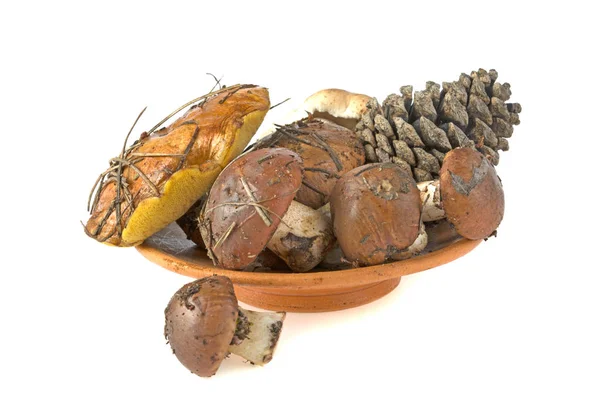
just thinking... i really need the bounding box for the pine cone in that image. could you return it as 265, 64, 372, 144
355, 69, 521, 181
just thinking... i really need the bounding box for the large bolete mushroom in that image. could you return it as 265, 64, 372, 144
252, 118, 366, 209
330, 163, 425, 266
84, 85, 270, 246
164, 275, 286, 378
200, 147, 334, 272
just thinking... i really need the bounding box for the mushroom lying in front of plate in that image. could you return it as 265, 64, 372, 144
164, 275, 286, 377
200, 147, 334, 272
417, 147, 504, 240
329, 163, 426, 266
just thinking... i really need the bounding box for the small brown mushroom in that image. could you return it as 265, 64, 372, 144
177, 197, 282, 270
330, 163, 425, 266
164, 275, 286, 378
252, 118, 366, 209
439, 147, 504, 239
200, 148, 334, 272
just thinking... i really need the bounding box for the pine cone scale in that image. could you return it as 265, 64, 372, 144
354, 69, 521, 181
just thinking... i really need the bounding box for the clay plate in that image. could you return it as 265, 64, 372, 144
137, 223, 481, 312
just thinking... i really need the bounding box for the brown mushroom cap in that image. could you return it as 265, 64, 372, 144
253, 118, 366, 209
330, 163, 421, 266
164, 276, 239, 378
200, 148, 304, 270
439, 147, 505, 240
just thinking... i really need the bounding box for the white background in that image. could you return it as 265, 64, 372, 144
1, 1, 599, 399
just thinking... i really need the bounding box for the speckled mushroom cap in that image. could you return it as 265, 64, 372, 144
200, 148, 304, 270
253, 118, 366, 209
330, 163, 421, 266
164, 276, 238, 378
439, 147, 505, 240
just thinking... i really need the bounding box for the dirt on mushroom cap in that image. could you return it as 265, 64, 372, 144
85, 85, 270, 246
164, 276, 239, 378
200, 148, 304, 270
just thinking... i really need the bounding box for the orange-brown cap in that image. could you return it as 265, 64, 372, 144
85, 85, 270, 246
330, 163, 421, 266
439, 147, 504, 240
200, 148, 304, 270
164, 276, 238, 378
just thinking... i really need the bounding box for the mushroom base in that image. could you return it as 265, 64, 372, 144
228, 308, 286, 365
267, 201, 334, 273
418, 180, 445, 222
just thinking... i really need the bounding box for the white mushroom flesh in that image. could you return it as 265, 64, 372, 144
267, 200, 334, 272
303, 89, 371, 130
417, 180, 445, 222
228, 309, 286, 365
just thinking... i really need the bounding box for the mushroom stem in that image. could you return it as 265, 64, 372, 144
417, 180, 445, 222
266, 200, 334, 272
318, 203, 331, 219
228, 308, 286, 365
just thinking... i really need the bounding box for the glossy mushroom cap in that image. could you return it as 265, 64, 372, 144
253, 118, 365, 209
164, 276, 239, 378
439, 147, 505, 240
330, 163, 421, 266
85, 85, 270, 246
200, 148, 304, 270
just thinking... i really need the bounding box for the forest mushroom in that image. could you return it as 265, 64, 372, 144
439, 147, 504, 239
303, 88, 372, 130
164, 275, 286, 378
330, 163, 425, 266
84, 85, 270, 246
251, 118, 366, 209
200, 147, 334, 272
177, 198, 283, 271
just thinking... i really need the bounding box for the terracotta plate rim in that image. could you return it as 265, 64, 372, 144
136, 238, 482, 289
